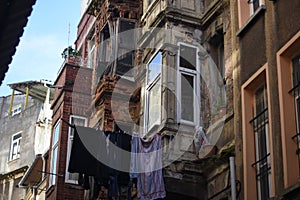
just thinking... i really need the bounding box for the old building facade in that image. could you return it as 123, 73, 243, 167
134, 0, 236, 199
58, 0, 237, 199
45, 57, 92, 200
0, 80, 53, 200
42, 0, 300, 200
236, 0, 300, 199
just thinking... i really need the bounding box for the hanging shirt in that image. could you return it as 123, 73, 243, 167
68, 126, 104, 177
130, 132, 139, 179
136, 134, 166, 200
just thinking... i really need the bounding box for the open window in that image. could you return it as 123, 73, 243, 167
9, 132, 22, 161
65, 115, 87, 184
177, 43, 199, 125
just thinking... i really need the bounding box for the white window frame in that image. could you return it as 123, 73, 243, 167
65, 115, 87, 184
88, 35, 96, 69
177, 42, 200, 126
11, 104, 22, 116
249, 0, 263, 15
144, 51, 162, 133
49, 121, 60, 187
9, 132, 22, 161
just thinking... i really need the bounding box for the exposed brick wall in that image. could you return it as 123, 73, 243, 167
46, 63, 92, 200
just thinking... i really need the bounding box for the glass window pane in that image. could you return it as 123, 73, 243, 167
147, 80, 161, 129
253, 84, 270, 200
148, 52, 162, 83
180, 45, 197, 70
53, 122, 60, 144
51, 146, 58, 185
70, 117, 86, 137
68, 172, 79, 181
293, 54, 300, 87
253, 0, 260, 12
181, 74, 194, 122
13, 133, 21, 140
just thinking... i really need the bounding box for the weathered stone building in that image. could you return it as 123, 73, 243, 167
134, 0, 236, 199
70, 0, 237, 199
0, 80, 53, 200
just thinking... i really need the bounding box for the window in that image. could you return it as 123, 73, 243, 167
9, 132, 22, 161
242, 65, 273, 199
177, 44, 199, 125
277, 31, 300, 188
291, 54, 300, 171
11, 105, 21, 116
87, 35, 95, 69
49, 121, 60, 186
65, 115, 87, 183
249, 0, 262, 14
237, 0, 265, 29
116, 19, 136, 77
145, 52, 162, 132
251, 84, 271, 200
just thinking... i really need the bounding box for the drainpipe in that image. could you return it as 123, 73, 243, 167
229, 156, 237, 200
44, 83, 51, 153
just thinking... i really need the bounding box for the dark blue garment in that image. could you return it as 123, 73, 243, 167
108, 175, 119, 199
127, 179, 133, 200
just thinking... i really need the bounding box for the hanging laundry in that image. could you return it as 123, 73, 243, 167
194, 126, 210, 153
130, 132, 139, 179
68, 126, 106, 177
131, 133, 166, 200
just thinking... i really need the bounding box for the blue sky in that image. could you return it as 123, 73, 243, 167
0, 0, 82, 96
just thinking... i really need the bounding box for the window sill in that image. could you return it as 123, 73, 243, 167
65, 183, 84, 190
45, 185, 55, 197
7, 157, 20, 164
281, 181, 300, 199
236, 5, 266, 37
146, 124, 161, 135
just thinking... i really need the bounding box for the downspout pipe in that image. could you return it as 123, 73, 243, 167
230, 156, 237, 200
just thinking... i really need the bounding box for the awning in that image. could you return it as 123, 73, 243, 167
18, 154, 43, 187
0, 0, 37, 86
8, 80, 55, 101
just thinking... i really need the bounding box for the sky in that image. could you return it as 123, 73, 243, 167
0, 0, 82, 96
